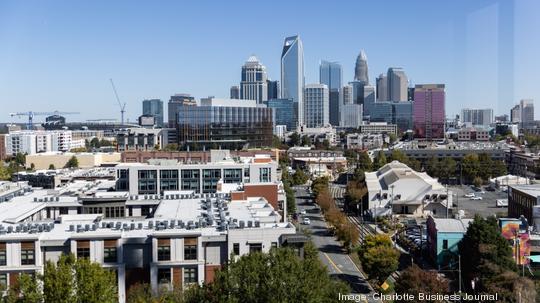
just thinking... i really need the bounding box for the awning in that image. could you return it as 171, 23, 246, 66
527, 255, 540, 263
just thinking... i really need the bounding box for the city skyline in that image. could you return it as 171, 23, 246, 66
1, 0, 540, 123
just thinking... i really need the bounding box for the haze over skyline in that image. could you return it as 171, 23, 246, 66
1, 0, 539, 123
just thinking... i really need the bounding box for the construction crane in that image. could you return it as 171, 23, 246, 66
9, 111, 80, 130
109, 79, 127, 125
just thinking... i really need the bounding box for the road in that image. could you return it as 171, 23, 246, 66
294, 185, 378, 303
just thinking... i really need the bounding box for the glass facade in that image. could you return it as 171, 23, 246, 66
181, 169, 200, 193
320, 61, 342, 126
281, 35, 304, 126
138, 170, 157, 194
223, 168, 242, 184
160, 170, 178, 191
142, 99, 164, 127
177, 106, 273, 150
267, 98, 296, 131
202, 169, 221, 193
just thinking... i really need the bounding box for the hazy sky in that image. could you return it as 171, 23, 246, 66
1, 0, 539, 123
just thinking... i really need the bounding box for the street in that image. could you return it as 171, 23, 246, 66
294, 185, 379, 302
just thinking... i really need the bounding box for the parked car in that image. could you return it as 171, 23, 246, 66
300, 209, 307, 215
464, 193, 475, 198
470, 196, 483, 200
302, 217, 311, 225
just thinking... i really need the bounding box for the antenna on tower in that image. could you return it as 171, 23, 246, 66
109, 79, 126, 124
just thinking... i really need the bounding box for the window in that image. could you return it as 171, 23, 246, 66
249, 243, 262, 253
184, 238, 197, 260
104, 240, 117, 263
138, 170, 157, 194
0, 273, 6, 289
233, 243, 240, 255
59, 207, 68, 215
158, 268, 171, 285
21, 242, 35, 265
158, 239, 171, 261
0, 243, 6, 266
184, 267, 197, 284
259, 168, 271, 182
442, 239, 448, 250
160, 169, 179, 191
77, 247, 90, 259
271, 242, 278, 249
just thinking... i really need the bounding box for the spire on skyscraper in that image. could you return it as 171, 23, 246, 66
354, 49, 369, 84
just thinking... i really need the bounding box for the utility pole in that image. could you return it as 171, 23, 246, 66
446, 185, 449, 218
458, 255, 462, 294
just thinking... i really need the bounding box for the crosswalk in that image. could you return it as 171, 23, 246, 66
329, 185, 346, 199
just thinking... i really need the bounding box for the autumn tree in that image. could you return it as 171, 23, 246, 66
359, 234, 399, 283
394, 265, 450, 303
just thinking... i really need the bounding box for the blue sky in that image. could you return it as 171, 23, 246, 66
1, 0, 539, 122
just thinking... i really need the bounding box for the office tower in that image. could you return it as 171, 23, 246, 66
349, 81, 365, 105
281, 35, 305, 126
511, 104, 521, 123
177, 98, 272, 150
408, 87, 415, 101
319, 60, 342, 126
376, 73, 388, 101
304, 84, 329, 128
267, 80, 279, 100
392, 102, 414, 132
354, 50, 369, 84
340, 85, 354, 105
495, 114, 509, 123
340, 104, 363, 128
362, 85, 376, 117
413, 84, 446, 140
240, 56, 268, 104
267, 98, 297, 131
387, 67, 408, 101
230, 86, 240, 99
142, 99, 164, 127
168, 94, 196, 128
460, 108, 494, 127
520, 99, 534, 124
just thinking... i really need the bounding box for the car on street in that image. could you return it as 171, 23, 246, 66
300, 209, 307, 215
302, 217, 311, 225
470, 196, 483, 200
464, 193, 475, 198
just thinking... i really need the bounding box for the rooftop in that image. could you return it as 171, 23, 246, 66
432, 217, 473, 233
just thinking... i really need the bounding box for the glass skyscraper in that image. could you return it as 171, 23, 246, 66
319, 60, 342, 126
267, 98, 296, 131
281, 35, 304, 128
142, 99, 164, 128
413, 84, 446, 140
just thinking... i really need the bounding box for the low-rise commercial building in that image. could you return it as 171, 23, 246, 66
457, 128, 490, 141
5, 130, 85, 156
116, 128, 163, 152
358, 122, 397, 136
426, 216, 472, 269
120, 149, 279, 164
365, 161, 452, 217
346, 133, 385, 150
508, 184, 540, 223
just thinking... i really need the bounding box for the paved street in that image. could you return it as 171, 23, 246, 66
294, 186, 378, 302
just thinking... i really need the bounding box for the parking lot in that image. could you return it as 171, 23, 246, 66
448, 185, 508, 218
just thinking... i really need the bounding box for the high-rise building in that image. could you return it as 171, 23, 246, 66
413, 84, 446, 140
511, 104, 521, 123
495, 114, 509, 123
142, 99, 164, 127
177, 98, 273, 150
168, 94, 196, 128
267, 80, 279, 100
230, 86, 240, 99
362, 85, 376, 117
354, 50, 369, 84
376, 73, 388, 101
319, 60, 342, 126
340, 85, 354, 106
281, 35, 305, 126
349, 81, 365, 105
340, 104, 363, 128
240, 56, 268, 104
460, 108, 494, 127
267, 98, 297, 131
387, 68, 408, 102
520, 99, 534, 124
304, 84, 329, 128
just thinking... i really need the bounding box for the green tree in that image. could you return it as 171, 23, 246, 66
426, 157, 440, 178
491, 160, 507, 178
64, 156, 79, 169
186, 247, 349, 303
14, 153, 26, 167
163, 143, 179, 151
289, 132, 301, 146
0, 166, 11, 180
394, 265, 450, 303
284, 182, 297, 215
42, 254, 76, 303
4, 273, 43, 303
462, 154, 480, 183
439, 157, 457, 184
357, 151, 373, 171
301, 135, 312, 147
359, 234, 399, 283
89, 137, 101, 148
473, 176, 483, 188
458, 215, 517, 292
99, 139, 113, 147
389, 150, 408, 163
388, 133, 397, 144
48, 164, 55, 170
373, 150, 387, 170
291, 169, 309, 186
74, 258, 117, 303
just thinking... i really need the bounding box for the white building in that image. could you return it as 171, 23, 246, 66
365, 161, 452, 217
359, 122, 398, 135
304, 84, 329, 128
5, 130, 85, 156
240, 56, 268, 105
346, 133, 385, 150
274, 125, 287, 139
340, 104, 363, 128
0, 180, 297, 303
460, 108, 493, 127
